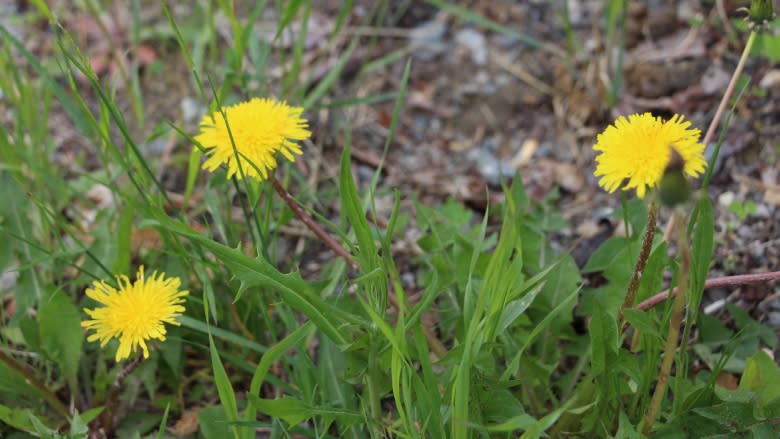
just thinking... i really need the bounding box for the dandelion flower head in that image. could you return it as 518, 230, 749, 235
593, 113, 706, 198
81, 267, 188, 361
195, 97, 311, 181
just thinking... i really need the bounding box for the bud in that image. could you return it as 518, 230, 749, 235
658, 149, 691, 207
746, 0, 775, 29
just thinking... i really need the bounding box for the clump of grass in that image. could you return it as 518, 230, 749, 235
1, 1, 780, 438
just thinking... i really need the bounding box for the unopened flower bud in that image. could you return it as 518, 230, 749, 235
658, 149, 691, 207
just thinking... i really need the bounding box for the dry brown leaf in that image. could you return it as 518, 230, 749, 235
168, 406, 202, 436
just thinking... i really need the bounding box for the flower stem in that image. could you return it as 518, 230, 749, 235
663, 31, 757, 244
618, 202, 658, 330
641, 210, 689, 435
701, 31, 757, 149
0, 350, 70, 420
270, 177, 359, 270
101, 355, 142, 434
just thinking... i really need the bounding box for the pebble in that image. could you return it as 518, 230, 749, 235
181, 97, 206, 126
401, 272, 416, 289
144, 138, 169, 156
467, 141, 519, 186
410, 19, 448, 61
455, 28, 488, 66
704, 142, 726, 176
468, 148, 501, 186
0, 270, 18, 293
753, 203, 771, 219
718, 191, 735, 208
759, 70, 780, 89
767, 311, 780, 328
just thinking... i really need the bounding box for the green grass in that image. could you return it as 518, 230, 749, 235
1, 1, 779, 438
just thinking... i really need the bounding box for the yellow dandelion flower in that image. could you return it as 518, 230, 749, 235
593, 113, 707, 198
81, 267, 188, 362
195, 97, 311, 181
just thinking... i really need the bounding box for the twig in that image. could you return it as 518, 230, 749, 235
636, 271, 780, 311
270, 177, 359, 271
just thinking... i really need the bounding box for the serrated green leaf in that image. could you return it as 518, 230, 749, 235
623, 309, 661, 340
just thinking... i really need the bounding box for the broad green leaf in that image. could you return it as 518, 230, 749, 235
636, 241, 668, 302
583, 237, 632, 273
198, 405, 232, 439
0, 405, 41, 434
485, 413, 537, 432
590, 301, 618, 377
690, 197, 714, 317
740, 350, 780, 406
39, 292, 81, 391
623, 309, 662, 341
243, 322, 314, 439
247, 395, 362, 427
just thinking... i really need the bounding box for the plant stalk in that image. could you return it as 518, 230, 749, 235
617, 202, 657, 329
641, 210, 689, 435
100, 354, 142, 434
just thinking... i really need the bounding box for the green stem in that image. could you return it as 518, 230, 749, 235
701, 31, 756, 189
0, 350, 69, 420
617, 202, 658, 329
641, 210, 689, 435
366, 333, 383, 425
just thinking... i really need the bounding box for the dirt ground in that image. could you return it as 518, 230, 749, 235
4, 1, 779, 332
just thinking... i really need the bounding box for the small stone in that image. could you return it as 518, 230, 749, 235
753, 203, 771, 218
718, 191, 736, 208
736, 225, 753, 238
181, 97, 206, 126
759, 70, 780, 88
767, 311, 780, 327
401, 272, 416, 288
0, 270, 18, 293
764, 187, 780, 207
468, 148, 501, 186
455, 28, 487, 66
769, 296, 780, 311
410, 19, 448, 61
